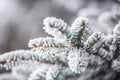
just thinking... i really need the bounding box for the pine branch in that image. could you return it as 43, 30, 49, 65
46, 65, 62, 80
0, 50, 68, 70
28, 64, 51, 80
67, 47, 106, 74
67, 48, 91, 73
43, 17, 70, 39
69, 17, 90, 47
28, 37, 70, 48
84, 32, 105, 52
0, 16, 119, 80
113, 23, 120, 43
12, 63, 40, 80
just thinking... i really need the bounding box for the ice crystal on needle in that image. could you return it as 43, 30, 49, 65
0, 17, 120, 80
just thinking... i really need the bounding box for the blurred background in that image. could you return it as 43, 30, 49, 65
0, 0, 120, 79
